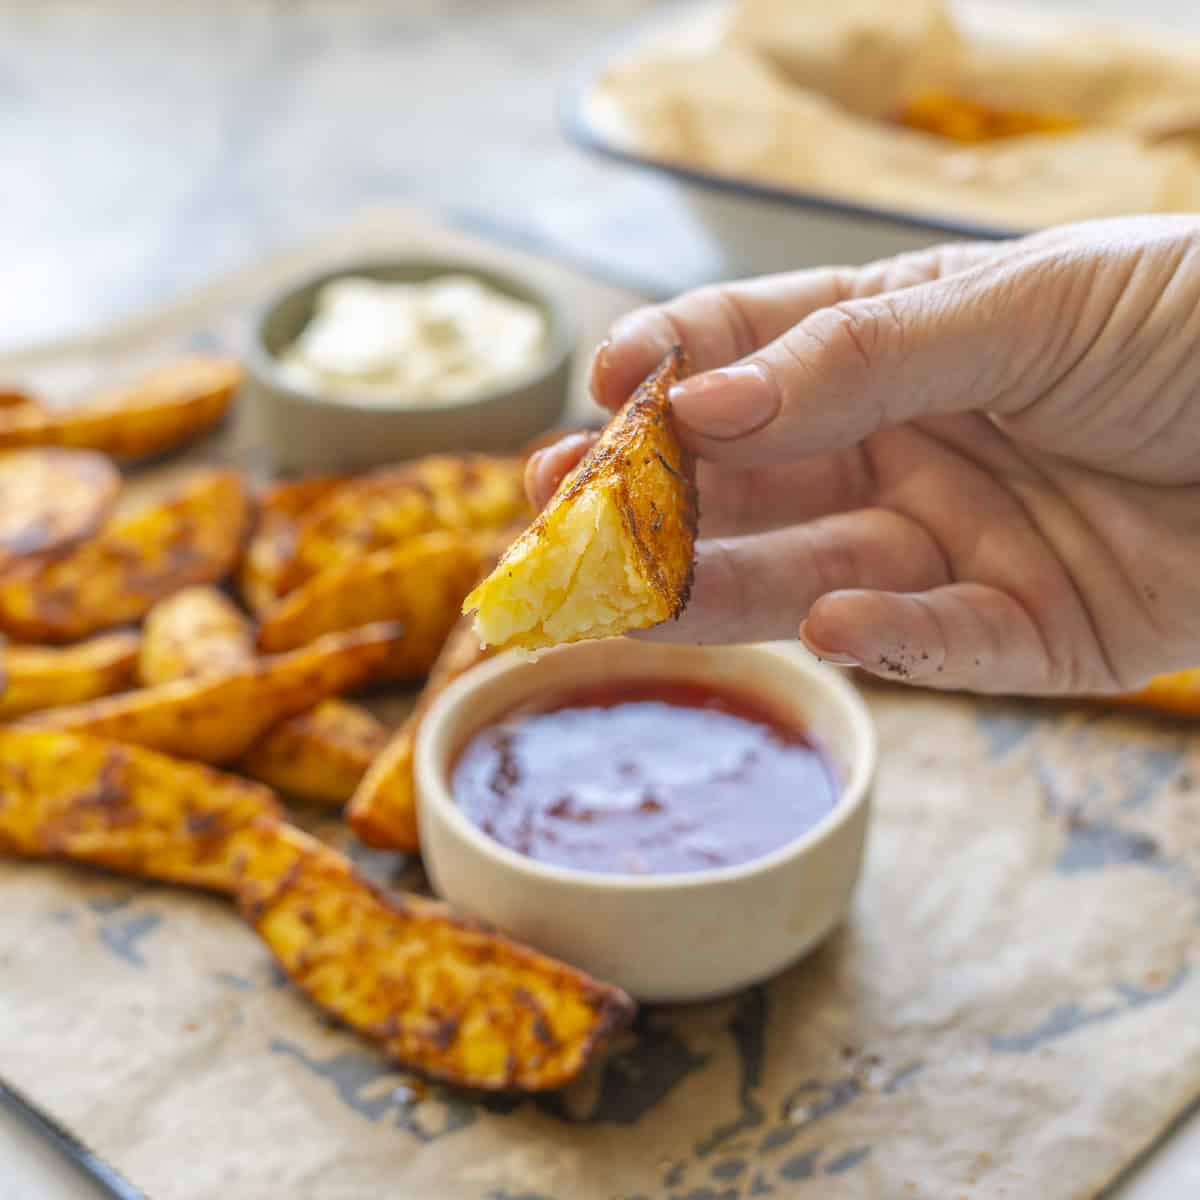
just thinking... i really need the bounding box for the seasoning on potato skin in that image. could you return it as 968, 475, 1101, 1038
0, 469, 249, 643
140, 584, 388, 806
19, 622, 403, 765
0, 728, 282, 894
0, 633, 141, 720
237, 823, 635, 1091
0, 356, 241, 461
0, 448, 121, 574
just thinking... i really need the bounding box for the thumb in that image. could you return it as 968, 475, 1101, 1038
666, 250, 1075, 465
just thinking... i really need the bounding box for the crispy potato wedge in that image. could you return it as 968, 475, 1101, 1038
257, 531, 487, 678
0, 633, 141, 720
0, 357, 241, 461
0, 449, 121, 574
0, 469, 249, 643
0, 728, 282, 893
21, 623, 402, 764
239, 476, 346, 617
236, 824, 634, 1090
463, 348, 698, 651
1109, 668, 1200, 718
348, 615, 492, 850
138, 586, 256, 686
140, 584, 387, 805
237, 700, 388, 807
282, 455, 528, 593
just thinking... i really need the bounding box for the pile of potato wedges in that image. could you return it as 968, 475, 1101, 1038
0, 356, 633, 1092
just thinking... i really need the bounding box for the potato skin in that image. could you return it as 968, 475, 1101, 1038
0, 728, 282, 894
0, 469, 250, 643
557, 345, 698, 622
236, 699, 387, 808
0, 356, 240, 461
257, 530, 487, 678
20, 622, 402, 765
238, 476, 347, 618
281, 455, 528, 593
0, 448, 121, 574
0, 633, 141, 719
138, 586, 256, 686
348, 614, 491, 850
140, 584, 387, 806
237, 825, 635, 1091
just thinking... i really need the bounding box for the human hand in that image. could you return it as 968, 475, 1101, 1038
528, 217, 1200, 695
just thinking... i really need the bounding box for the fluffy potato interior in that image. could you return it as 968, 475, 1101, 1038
466, 488, 655, 651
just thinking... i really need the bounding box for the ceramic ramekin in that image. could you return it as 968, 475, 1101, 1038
415, 638, 876, 1003
244, 257, 573, 474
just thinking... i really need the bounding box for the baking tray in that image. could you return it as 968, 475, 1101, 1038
560, 0, 1179, 275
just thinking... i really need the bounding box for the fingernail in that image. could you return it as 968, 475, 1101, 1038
589, 338, 614, 397
669, 363, 778, 440
523, 449, 548, 507
798, 623, 860, 667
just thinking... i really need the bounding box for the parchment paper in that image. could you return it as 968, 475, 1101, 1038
1, 209, 1198, 1200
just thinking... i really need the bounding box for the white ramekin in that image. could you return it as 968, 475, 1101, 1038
415, 638, 876, 1003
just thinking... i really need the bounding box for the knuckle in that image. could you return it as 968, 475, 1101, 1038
809, 298, 901, 381
705, 287, 759, 360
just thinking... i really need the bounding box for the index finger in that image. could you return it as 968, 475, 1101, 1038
590, 242, 1002, 412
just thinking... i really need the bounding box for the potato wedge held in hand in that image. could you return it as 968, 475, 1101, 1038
0, 729, 282, 893
239, 476, 346, 617
0, 449, 121, 573
237, 824, 635, 1091
0, 469, 249, 642
348, 616, 492, 850
139, 585, 387, 805
21, 623, 401, 765
283, 455, 529, 592
0, 357, 240, 461
138, 586, 256, 686
258, 531, 486, 677
463, 348, 697, 651
0, 633, 141, 719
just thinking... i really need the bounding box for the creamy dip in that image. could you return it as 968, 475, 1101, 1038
278, 274, 547, 406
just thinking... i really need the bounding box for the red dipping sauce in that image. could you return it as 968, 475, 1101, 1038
451, 679, 840, 876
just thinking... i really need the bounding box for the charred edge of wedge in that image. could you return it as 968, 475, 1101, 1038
601, 345, 697, 621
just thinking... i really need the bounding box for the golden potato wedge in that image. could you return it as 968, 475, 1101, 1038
348, 615, 492, 850
282, 455, 528, 593
257, 531, 487, 678
236, 824, 634, 1091
20, 622, 402, 764
0, 449, 121, 574
0, 728, 282, 893
0, 633, 141, 720
1109, 668, 1200, 718
138, 586, 256, 686
463, 348, 698, 651
0, 357, 241, 461
237, 700, 388, 807
0, 469, 249, 643
238, 476, 346, 617
139, 584, 386, 805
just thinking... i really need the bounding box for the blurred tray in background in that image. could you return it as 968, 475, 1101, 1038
563, 0, 1199, 275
